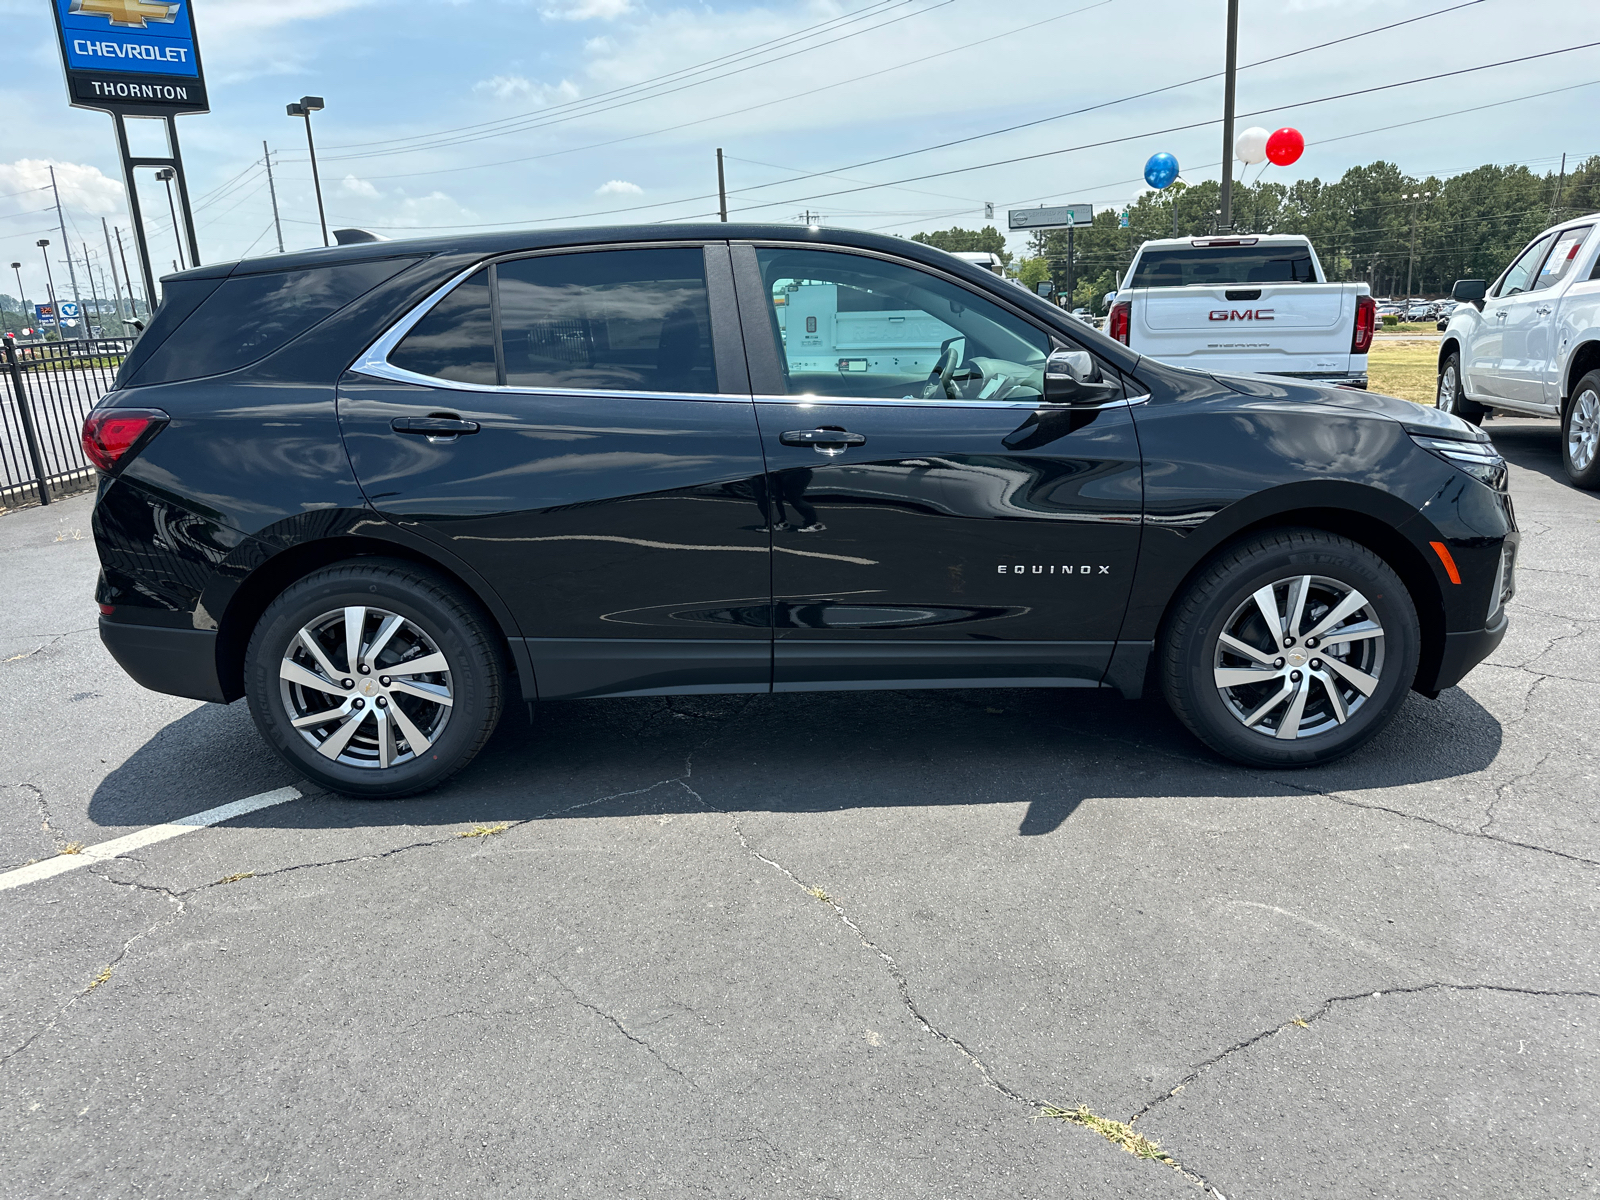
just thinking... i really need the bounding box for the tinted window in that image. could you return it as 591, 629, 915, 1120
136, 258, 414, 384
1530, 226, 1591, 291
1495, 234, 1555, 297
1128, 245, 1316, 287
389, 268, 496, 385
496, 248, 715, 393
115, 277, 222, 388
756, 247, 1050, 401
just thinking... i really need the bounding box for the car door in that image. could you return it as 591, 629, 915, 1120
730, 243, 1143, 692
1496, 224, 1592, 407
1470, 232, 1555, 401
338, 242, 774, 700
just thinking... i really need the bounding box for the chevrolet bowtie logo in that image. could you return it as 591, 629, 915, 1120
69, 0, 180, 28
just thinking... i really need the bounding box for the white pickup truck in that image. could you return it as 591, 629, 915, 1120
1107, 235, 1375, 387
1436, 213, 1600, 489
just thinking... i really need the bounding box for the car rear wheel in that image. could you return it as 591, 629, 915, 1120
1562, 371, 1600, 490
244, 559, 505, 798
1436, 352, 1484, 426
1161, 530, 1420, 768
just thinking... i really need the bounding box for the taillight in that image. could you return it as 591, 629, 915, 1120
1109, 300, 1132, 345
1352, 295, 1376, 354
82, 408, 169, 473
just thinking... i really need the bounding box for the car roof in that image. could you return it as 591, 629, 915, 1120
160, 223, 985, 283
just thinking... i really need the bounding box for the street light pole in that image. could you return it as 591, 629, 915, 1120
287, 97, 329, 247
36, 240, 59, 342
156, 168, 185, 270
9, 263, 26, 339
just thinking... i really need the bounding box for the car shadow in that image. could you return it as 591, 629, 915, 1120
1485, 416, 1570, 489
88, 682, 1505, 839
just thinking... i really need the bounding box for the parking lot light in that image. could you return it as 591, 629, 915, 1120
36, 240, 59, 341
287, 96, 329, 248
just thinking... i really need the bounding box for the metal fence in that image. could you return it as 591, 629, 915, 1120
1, 336, 133, 509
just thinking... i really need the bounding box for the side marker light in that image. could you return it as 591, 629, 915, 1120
1429, 541, 1461, 585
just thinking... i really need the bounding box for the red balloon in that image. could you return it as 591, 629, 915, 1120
1266, 127, 1305, 167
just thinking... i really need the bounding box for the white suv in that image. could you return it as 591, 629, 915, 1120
1437, 214, 1600, 488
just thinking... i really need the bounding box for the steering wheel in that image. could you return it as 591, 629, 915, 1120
921, 339, 963, 399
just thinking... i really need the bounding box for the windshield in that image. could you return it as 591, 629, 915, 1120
1128, 245, 1317, 288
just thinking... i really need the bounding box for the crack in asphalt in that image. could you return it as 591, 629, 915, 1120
0, 869, 185, 1069
546, 970, 698, 1089
1131, 981, 1600, 1126
0, 627, 95, 664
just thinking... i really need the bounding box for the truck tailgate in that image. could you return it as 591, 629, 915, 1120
1135, 284, 1358, 376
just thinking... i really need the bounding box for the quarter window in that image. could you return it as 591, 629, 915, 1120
755, 248, 1051, 401
496, 248, 715, 393
388, 268, 496, 385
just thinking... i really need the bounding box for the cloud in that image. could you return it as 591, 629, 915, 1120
541, 0, 632, 21
473, 74, 581, 105
0, 159, 124, 217
340, 175, 380, 198
595, 180, 642, 195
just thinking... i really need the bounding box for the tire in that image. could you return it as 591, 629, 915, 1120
1436, 351, 1485, 427
244, 558, 506, 798
1562, 370, 1600, 490
1161, 530, 1421, 769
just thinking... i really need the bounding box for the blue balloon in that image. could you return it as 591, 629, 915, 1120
1144, 152, 1179, 190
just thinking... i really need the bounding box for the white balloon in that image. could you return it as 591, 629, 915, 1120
1235, 126, 1269, 165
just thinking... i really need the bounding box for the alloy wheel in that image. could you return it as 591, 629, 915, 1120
1437, 364, 1457, 413
1570, 388, 1599, 473
1212, 575, 1386, 741
278, 606, 454, 769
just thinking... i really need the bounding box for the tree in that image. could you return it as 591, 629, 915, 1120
911, 225, 1013, 267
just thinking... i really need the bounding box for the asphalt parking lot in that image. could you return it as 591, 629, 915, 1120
1, 417, 1596, 1200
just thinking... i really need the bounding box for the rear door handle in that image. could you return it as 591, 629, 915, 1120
780, 428, 866, 454
391, 416, 480, 436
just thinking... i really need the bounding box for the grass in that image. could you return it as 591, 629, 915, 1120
805, 885, 833, 904
1367, 339, 1439, 406
58, 842, 85, 855
215, 872, 255, 885
1042, 1105, 1174, 1163
86, 966, 112, 991
457, 823, 510, 838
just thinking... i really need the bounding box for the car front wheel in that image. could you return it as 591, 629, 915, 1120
1436, 352, 1485, 426
244, 558, 506, 798
1562, 371, 1600, 490
1161, 530, 1421, 768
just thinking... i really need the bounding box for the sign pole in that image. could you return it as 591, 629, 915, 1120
1217, 0, 1239, 233
112, 114, 159, 310
165, 114, 201, 267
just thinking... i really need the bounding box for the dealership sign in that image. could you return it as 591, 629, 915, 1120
52, 0, 208, 114
1008, 204, 1094, 231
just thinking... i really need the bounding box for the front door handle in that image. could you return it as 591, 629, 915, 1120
1535, 305, 1553, 316
780, 428, 866, 457
392, 416, 481, 437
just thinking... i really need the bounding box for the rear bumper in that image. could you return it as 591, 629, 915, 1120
1416, 607, 1509, 697
99, 618, 228, 704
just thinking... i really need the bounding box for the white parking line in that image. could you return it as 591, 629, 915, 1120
0, 787, 302, 894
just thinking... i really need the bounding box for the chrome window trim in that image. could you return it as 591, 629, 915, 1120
751, 392, 1150, 412
350, 241, 746, 402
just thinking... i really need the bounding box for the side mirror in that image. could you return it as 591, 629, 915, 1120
1044, 349, 1120, 405
1451, 279, 1487, 303
1436, 319, 1449, 332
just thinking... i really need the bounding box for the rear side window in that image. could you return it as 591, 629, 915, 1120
496, 248, 714, 393
113, 277, 223, 388
133, 258, 416, 384
389, 268, 496, 385
1128, 245, 1316, 287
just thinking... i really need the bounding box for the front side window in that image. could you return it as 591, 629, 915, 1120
756, 247, 1050, 401
1495, 234, 1556, 297
1530, 226, 1592, 291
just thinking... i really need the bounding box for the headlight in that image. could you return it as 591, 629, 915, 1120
1410, 434, 1507, 488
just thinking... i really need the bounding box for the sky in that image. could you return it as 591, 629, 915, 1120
1, 0, 1597, 307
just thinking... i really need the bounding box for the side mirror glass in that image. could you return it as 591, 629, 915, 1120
1451, 279, 1487, 303
1044, 349, 1120, 405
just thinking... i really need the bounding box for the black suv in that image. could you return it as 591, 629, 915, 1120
86, 226, 1516, 797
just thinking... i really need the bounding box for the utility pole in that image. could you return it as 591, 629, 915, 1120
1552, 151, 1568, 221
1217, 0, 1240, 232
78, 243, 104, 336
48, 166, 87, 342
1405, 190, 1433, 300
263, 141, 285, 253
114, 227, 141, 319
102, 217, 127, 325
716, 148, 728, 223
